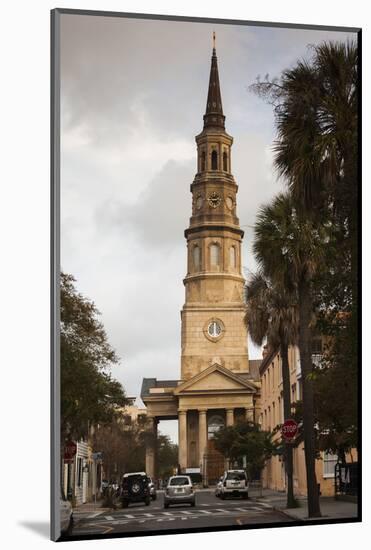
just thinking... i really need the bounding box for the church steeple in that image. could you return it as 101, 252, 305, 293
181, 37, 248, 381
203, 33, 225, 130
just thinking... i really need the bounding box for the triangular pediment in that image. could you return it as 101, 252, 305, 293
174, 363, 257, 395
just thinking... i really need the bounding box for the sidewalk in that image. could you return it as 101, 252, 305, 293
72, 500, 111, 513
252, 489, 359, 521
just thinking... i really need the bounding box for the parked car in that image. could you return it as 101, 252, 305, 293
121, 472, 151, 507
164, 475, 195, 508
215, 476, 223, 498
219, 470, 249, 499
60, 491, 73, 536
148, 477, 157, 500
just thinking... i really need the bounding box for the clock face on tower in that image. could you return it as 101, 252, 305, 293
207, 192, 222, 208
208, 321, 221, 337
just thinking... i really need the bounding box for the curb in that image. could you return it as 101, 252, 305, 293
250, 498, 304, 521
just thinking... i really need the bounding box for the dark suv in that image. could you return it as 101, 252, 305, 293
121, 472, 151, 507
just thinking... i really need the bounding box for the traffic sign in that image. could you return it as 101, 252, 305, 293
64, 441, 77, 460
282, 419, 298, 442
92, 451, 103, 461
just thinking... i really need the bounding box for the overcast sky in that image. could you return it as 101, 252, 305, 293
60, 14, 355, 442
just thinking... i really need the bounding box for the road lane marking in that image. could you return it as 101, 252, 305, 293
123, 514, 135, 518
104, 516, 114, 520
87, 512, 103, 518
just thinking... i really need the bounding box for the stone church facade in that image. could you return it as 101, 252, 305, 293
141, 39, 261, 485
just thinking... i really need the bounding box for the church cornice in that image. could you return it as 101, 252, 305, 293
185, 224, 244, 238
191, 174, 237, 188
183, 272, 245, 284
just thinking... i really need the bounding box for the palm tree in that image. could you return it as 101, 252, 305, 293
273, 41, 358, 302
251, 40, 358, 374
245, 271, 298, 508
253, 192, 329, 518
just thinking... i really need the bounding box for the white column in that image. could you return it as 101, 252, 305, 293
145, 416, 157, 478
226, 408, 234, 427
178, 410, 188, 472
198, 409, 207, 464
245, 407, 254, 423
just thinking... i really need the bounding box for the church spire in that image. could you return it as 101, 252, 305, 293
203, 33, 225, 130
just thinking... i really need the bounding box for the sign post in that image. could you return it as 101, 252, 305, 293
281, 419, 298, 443
92, 452, 103, 507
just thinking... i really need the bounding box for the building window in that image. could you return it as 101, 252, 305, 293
223, 151, 228, 171
137, 414, 147, 425
267, 369, 270, 395
77, 457, 83, 487
193, 245, 201, 270
211, 150, 218, 170
311, 337, 323, 355
201, 151, 206, 171
323, 452, 338, 478
268, 406, 271, 430
210, 243, 220, 266
230, 246, 236, 268
297, 380, 302, 400
272, 402, 275, 428
123, 414, 132, 425
291, 383, 296, 403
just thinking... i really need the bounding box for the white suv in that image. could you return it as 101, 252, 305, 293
219, 470, 249, 499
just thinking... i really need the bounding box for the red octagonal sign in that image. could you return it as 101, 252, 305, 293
282, 419, 298, 442
64, 441, 77, 461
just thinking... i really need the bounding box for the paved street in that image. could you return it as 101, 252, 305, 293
70, 490, 293, 536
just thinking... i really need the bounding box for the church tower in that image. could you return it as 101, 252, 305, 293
142, 37, 259, 481
181, 36, 249, 380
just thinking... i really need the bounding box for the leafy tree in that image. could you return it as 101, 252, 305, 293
245, 271, 298, 507
213, 421, 276, 480
92, 420, 148, 481
157, 435, 178, 479
60, 272, 128, 447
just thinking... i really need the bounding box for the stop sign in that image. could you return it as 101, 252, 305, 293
64, 441, 77, 461
282, 419, 298, 442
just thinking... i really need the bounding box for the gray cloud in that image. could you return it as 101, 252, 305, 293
60, 14, 356, 443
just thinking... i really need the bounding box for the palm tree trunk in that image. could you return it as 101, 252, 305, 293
298, 279, 321, 518
281, 342, 296, 508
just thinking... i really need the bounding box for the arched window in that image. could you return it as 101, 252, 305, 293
223, 151, 228, 171
211, 150, 218, 170
208, 415, 225, 440
193, 245, 200, 271
210, 243, 220, 266
201, 151, 206, 171
230, 246, 236, 268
